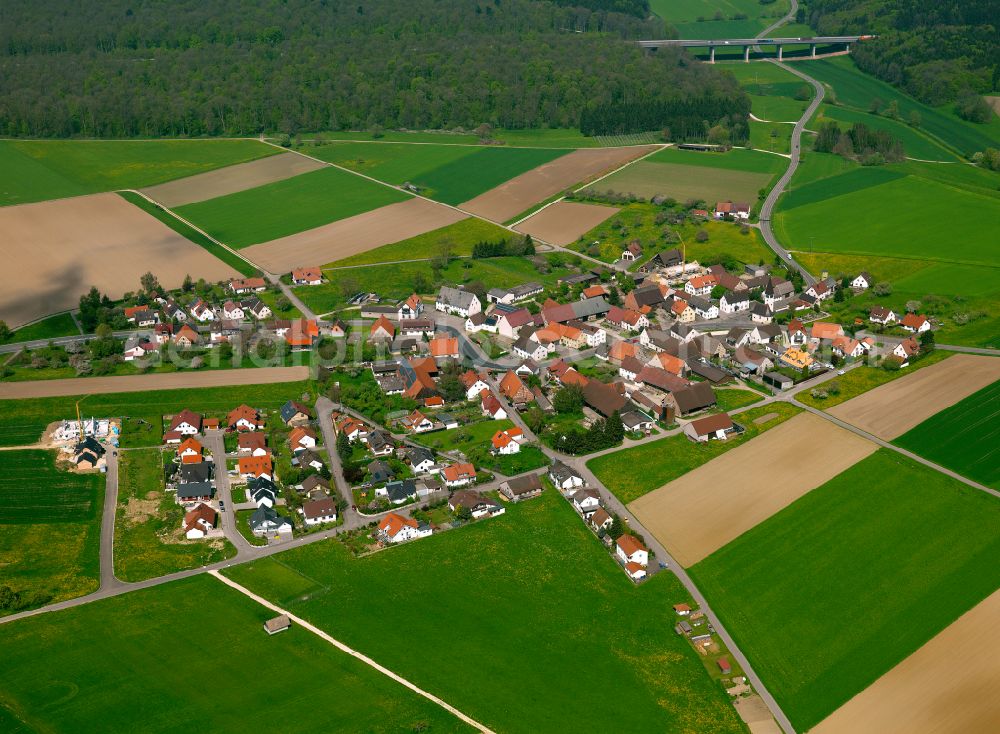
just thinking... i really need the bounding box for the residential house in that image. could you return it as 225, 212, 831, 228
291, 266, 323, 286
750, 301, 772, 324
669, 298, 696, 323
831, 335, 870, 359
174, 324, 200, 347
368, 459, 395, 485
620, 241, 642, 262
288, 426, 318, 452
686, 295, 719, 320
163, 300, 187, 322
606, 306, 648, 332
459, 370, 491, 400
167, 409, 202, 437
297, 449, 325, 472
892, 337, 920, 363
487, 282, 543, 304
449, 490, 505, 519
428, 335, 460, 360
383, 479, 419, 504
153, 323, 174, 344
684, 274, 717, 297
480, 390, 508, 420
402, 410, 435, 433
239, 455, 273, 481
572, 488, 602, 515
177, 437, 203, 465
619, 356, 645, 381
512, 331, 550, 362
327, 319, 348, 338
732, 346, 773, 376
870, 306, 897, 325
589, 508, 613, 533
549, 461, 584, 492
436, 286, 482, 317
684, 413, 735, 442
300, 497, 337, 526
366, 430, 394, 456
404, 446, 436, 474
183, 503, 217, 539
222, 301, 245, 320
177, 462, 212, 484
238, 432, 269, 457
228, 405, 263, 431
228, 277, 267, 294
497, 308, 535, 340
499, 371, 533, 406
249, 477, 278, 508
616, 535, 649, 566
280, 400, 312, 426
851, 272, 873, 290
397, 293, 423, 320
714, 201, 750, 220
175, 481, 215, 504
370, 315, 395, 342
806, 281, 835, 302
242, 297, 272, 320
621, 409, 655, 433
786, 319, 808, 346
719, 291, 750, 314
491, 427, 524, 455
298, 474, 332, 498
442, 463, 477, 488
188, 299, 215, 322
465, 311, 498, 333
900, 313, 931, 333
499, 473, 543, 502
249, 506, 293, 537
377, 512, 431, 543
779, 347, 813, 371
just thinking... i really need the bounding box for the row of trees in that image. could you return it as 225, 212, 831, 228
580, 98, 751, 141
814, 121, 905, 163
472, 235, 536, 259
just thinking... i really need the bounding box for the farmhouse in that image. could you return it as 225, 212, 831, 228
228, 277, 267, 294
291, 266, 323, 285
499, 370, 533, 406
369, 315, 395, 342
397, 293, 423, 320
499, 473, 543, 502
487, 282, 543, 304
714, 201, 750, 220
436, 286, 482, 317
810, 322, 845, 341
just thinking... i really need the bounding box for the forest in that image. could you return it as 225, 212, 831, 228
802, 0, 999, 106
0, 0, 748, 139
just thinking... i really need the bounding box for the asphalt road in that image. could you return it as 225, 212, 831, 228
99, 449, 125, 591
202, 430, 254, 553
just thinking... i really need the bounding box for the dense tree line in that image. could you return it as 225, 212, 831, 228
802, 0, 999, 106
472, 235, 536, 258
0, 0, 746, 138
814, 121, 905, 162
580, 97, 751, 140
548, 0, 650, 17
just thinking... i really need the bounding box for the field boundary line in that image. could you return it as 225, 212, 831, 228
209, 570, 498, 734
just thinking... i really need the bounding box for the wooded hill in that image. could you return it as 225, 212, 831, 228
802, 0, 999, 106
0, 0, 746, 139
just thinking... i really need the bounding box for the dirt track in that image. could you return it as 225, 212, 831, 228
0, 193, 239, 329
140, 152, 325, 207
828, 354, 1000, 440
514, 201, 619, 245
459, 146, 658, 222
0, 367, 309, 400
812, 588, 1000, 734
629, 413, 876, 567
240, 197, 467, 272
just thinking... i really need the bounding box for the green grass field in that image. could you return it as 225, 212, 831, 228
175, 166, 409, 248
749, 119, 793, 154
655, 0, 791, 39
691, 449, 1000, 731
894, 379, 1000, 488
813, 104, 960, 162
0, 574, 471, 733
589, 403, 800, 504
114, 449, 235, 581
0, 139, 277, 207
713, 387, 765, 412
312, 143, 565, 204
323, 218, 512, 268
0, 450, 102, 612
748, 93, 809, 122
597, 160, 775, 206
802, 56, 1000, 155
796, 352, 951, 409
6, 312, 80, 342
118, 192, 258, 276
225, 491, 745, 733
0, 380, 313, 448
649, 146, 787, 174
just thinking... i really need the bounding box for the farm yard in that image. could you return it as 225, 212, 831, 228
174, 166, 409, 249
629, 413, 876, 567
0, 450, 103, 614
0, 192, 239, 328
0, 575, 472, 733
513, 201, 619, 245
225, 492, 746, 734
827, 354, 1000, 440
241, 197, 467, 274
811, 589, 1000, 734
458, 146, 658, 222
690, 449, 1000, 731
139, 151, 325, 207
893, 379, 1000, 488
0, 138, 278, 207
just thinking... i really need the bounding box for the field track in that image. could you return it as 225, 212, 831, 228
240, 197, 466, 273
828, 354, 1000, 440
0, 366, 309, 400
0, 193, 239, 328
514, 201, 619, 245
812, 587, 1000, 734
140, 152, 325, 207
459, 146, 658, 222
630, 413, 876, 567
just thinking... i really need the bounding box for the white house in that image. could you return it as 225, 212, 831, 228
616, 535, 649, 567
512, 334, 550, 362
243, 299, 272, 320
491, 427, 523, 455
442, 463, 477, 488
684, 275, 716, 297
851, 272, 873, 290
402, 410, 435, 433
123, 337, 154, 361
497, 309, 534, 340
459, 370, 490, 401
481, 391, 508, 421
182, 503, 216, 540
869, 306, 897, 325
571, 488, 601, 515
189, 300, 215, 322
378, 512, 432, 543
900, 313, 931, 333
222, 301, 245, 320
549, 461, 584, 492
405, 447, 436, 474
436, 286, 481, 318
719, 291, 750, 314
299, 497, 337, 527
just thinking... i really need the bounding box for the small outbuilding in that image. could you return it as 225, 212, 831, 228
264, 615, 291, 635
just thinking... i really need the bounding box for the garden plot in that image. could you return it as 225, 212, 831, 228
140, 152, 326, 207
0, 193, 239, 328
828, 354, 1000, 440
514, 201, 619, 245
629, 413, 876, 567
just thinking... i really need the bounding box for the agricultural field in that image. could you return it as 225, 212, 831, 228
812, 104, 959, 161
0, 379, 313, 449
0, 192, 240, 329
313, 142, 566, 204
588, 403, 800, 504
225, 492, 746, 733
514, 201, 619, 245
647, 146, 788, 174
114, 449, 235, 582
5, 312, 80, 343
690, 449, 1000, 731
595, 160, 776, 207
323, 218, 514, 268
0, 575, 471, 733
892, 379, 1000, 488
652, 0, 791, 39
174, 166, 410, 249
0, 139, 278, 207
0, 450, 103, 614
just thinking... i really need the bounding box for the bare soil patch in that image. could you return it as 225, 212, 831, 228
812, 588, 1000, 734
630, 413, 876, 567
828, 354, 1000, 440
514, 201, 619, 245
460, 146, 658, 222
734, 695, 781, 734
140, 152, 326, 208
125, 496, 159, 525
753, 412, 778, 425
0, 193, 239, 328
985, 96, 1000, 115
241, 197, 467, 273
0, 366, 309, 400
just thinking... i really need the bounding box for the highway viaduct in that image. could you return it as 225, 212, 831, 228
637, 35, 872, 62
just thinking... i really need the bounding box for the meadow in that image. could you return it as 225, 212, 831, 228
174, 166, 409, 248
313, 142, 566, 204
6, 312, 79, 343
749, 119, 792, 154
0, 575, 472, 733
588, 403, 800, 504
812, 104, 959, 162
894, 379, 1000, 488
690, 449, 1000, 731
713, 387, 765, 412
653, 0, 791, 39
0, 380, 314, 448
0, 139, 277, 207
648, 146, 787, 174
224, 491, 746, 733
114, 449, 236, 582
118, 192, 258, 276
0, 450, 102, 612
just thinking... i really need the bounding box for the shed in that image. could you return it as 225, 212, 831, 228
264, 615, 291, 635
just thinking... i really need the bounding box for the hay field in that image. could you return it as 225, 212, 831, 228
812, 588, 1000, 734
828, 354, 1000, 440
459, 146, 658, 222
595, 160, 774, 205
0, 193, 239, 328
241, 197, 467, 273
514, 201, 619, 245
630, 413, 876, 567
140, 152, 325, 207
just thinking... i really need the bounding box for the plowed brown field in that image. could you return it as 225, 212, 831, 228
514, 201, 619, 245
